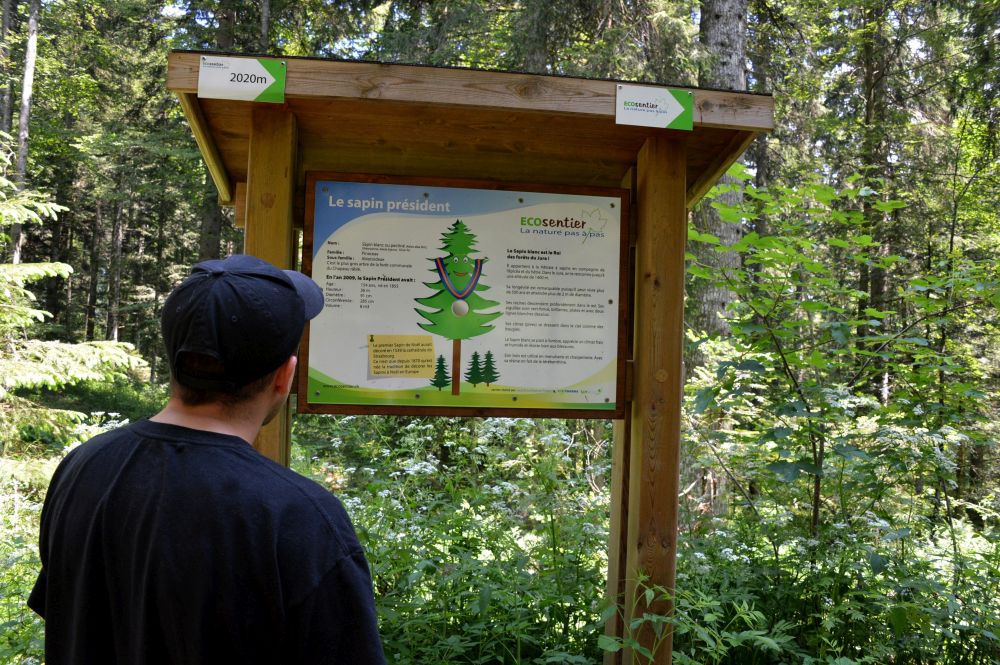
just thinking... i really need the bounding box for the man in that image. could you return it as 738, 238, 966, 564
29, 255, 386, 665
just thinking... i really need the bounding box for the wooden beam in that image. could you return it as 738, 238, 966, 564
177, 92, 233, 204
167, 51, 773, 132
624, 136, 686, 664
686, 130, 759, 207
244, 107, 297, 465
234, 181, 247, 228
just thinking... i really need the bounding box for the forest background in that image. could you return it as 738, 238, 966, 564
1, 0, 998, 663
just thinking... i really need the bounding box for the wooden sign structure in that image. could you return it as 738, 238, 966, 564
166, 50, 773, 664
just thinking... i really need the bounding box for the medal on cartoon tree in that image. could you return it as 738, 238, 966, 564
415, 220, 501, 395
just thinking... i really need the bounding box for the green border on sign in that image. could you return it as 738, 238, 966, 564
665, 89, 694, 131
256, 59, 286, 103
306, 367, 617, 411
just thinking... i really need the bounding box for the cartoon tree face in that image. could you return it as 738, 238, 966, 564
415, 220, 501, 341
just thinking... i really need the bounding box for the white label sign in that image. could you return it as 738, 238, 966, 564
615, 84, 694, 130
197, 56, 286, 103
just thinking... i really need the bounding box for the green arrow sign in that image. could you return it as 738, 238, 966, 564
197, 56, 287, 104
615, 84, 694, 130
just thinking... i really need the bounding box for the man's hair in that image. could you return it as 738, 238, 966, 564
172, 352, 279, 408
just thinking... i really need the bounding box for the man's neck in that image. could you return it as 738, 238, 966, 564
150, 397, 263, 445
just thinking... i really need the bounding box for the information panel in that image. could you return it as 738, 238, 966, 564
300, 174, 628, 417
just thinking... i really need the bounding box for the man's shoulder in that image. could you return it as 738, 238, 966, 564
252, 458, 359, 544
52, 421, 145, 474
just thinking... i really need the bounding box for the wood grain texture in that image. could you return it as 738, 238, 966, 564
605, 166, 638, 665
686, 130, 760, 205
188, 95, 754, 199
168, 51, 772, 131
624, 136, 686, 664
172, 62, 766, 200
178, 92, 233, 203
233, 181, 247, 226
604, 417, 631, 665
245, 108, 297, 465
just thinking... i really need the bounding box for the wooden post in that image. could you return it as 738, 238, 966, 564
606, 166, 637, 665
605, 417, 631, 665
623, 135, 687, 664
244, 106, 297, 465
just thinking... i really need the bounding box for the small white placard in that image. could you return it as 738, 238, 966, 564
197, 56, 285, 103
615, 84, 693, 130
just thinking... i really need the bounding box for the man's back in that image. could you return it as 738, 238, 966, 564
30, 419, 384, 665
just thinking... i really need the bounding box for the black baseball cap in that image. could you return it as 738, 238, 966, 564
162, 255, 324, 391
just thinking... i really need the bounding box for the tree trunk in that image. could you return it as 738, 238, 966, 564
858, 1, 892, 402
216, 0, 236, 51
451, 338, 461, 395
149, 203, 166, 383
64, 217, 75, 338
44, 196, 66, 323
685, 0, 749, 520
260, 0, 270, 52
10, 0, 39, 265
688, 0, 748, 347
105, 199, 124, 341
198, 172, 224, 260
518, 0, 550, 73
85, 203, 103, 341
0, 0, 15, 134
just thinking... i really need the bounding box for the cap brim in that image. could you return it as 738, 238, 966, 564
283, 270, 325, 320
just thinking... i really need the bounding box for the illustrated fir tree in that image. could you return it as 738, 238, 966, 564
481, 350, 500, 386
430, 354, 450, 391
415, 220, 501, 395
464, 351, 484, 387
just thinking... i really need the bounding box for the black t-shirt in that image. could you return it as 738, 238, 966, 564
29, 419, 386, 665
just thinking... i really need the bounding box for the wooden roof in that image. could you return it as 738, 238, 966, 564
166, 51, 773, 209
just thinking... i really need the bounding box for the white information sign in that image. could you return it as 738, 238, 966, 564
302, 177, 628, 416
196, 56, 286, 103
615, 83, 694, 130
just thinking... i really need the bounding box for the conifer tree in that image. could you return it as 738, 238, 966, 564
464, 351, 483, 386
415, 220, 501, 395
481, 350, 500, 386
429, 354, 450, 391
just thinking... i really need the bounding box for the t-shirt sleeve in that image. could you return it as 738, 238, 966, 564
284, 549, 387, 665
27, 568, 46, 617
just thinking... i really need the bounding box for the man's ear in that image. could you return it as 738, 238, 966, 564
273, 355, 298, 395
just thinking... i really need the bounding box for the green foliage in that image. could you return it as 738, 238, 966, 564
292, 415, 613, 664
1, 264, 144, 454
0, 130, 65, 234
0, 262, 72, 334
681, 172, 1000, 663
0, 133, 144, 456
0, 410, 132, 664
600, 575, 798, 664
0, 471, 45, 664
0, 1, 997, 663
